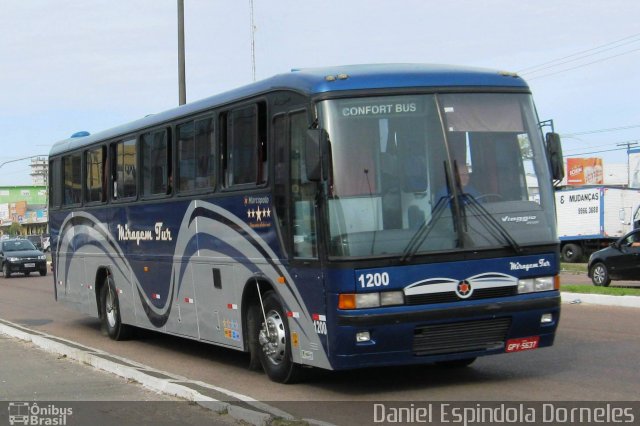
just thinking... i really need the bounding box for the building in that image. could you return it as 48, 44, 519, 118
0, 186, 48, 236
30, 156, 48, 186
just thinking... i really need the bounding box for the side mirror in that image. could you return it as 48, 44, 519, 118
304, 129, 326, 182
546, 132, 564, 181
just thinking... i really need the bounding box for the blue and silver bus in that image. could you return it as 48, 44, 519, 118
49, 64, 564, 383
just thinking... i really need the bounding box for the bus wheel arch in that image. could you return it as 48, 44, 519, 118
242, 278, 273, 371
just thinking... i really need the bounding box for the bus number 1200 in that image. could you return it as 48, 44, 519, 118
358, 272, 390, 288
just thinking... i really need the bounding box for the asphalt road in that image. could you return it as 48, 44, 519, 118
1, 273, 639, 425
560, 267, 640, 286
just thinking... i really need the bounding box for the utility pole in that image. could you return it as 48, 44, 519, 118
617, 141, 639, 187
177, 0, 186, 105
250, 0, 256, 81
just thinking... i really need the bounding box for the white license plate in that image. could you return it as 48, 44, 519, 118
24, 263, 36, 268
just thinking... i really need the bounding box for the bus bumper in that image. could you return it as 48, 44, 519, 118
328, 292, 560, 370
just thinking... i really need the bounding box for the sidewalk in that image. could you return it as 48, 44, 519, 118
0, 335, 237, 426
0, 318, 304, 426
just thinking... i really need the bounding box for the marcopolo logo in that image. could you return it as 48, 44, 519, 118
8, 402, 73, 426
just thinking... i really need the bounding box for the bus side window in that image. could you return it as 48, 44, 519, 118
290, 111, 317, 258
85, 146, 105, 203
273, 114, 290, 254
49, 158, 62, 208
142, 129, 170, 196
112, 139, 137, 200
222, 102, 267, 187
62, 153, 81, 206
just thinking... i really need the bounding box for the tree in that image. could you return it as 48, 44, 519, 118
8, 222, 22, 236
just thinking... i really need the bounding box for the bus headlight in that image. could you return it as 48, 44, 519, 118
518, 276, 556, 294
338, 291, 404, 310
380, 291, 404, 306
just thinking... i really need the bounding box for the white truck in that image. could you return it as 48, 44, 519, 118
555, 186, 640, 262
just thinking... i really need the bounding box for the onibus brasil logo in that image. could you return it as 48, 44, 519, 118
8, 402, 73, 426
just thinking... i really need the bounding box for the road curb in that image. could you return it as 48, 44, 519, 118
561, 292, 640, 308
0, 319, 305, 426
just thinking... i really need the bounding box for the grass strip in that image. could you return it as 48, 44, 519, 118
562, 285, 640, 297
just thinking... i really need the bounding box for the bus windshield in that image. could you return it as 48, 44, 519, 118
318, 93, 557, 259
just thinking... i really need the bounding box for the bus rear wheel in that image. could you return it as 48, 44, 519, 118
252, 291, 303, 383
100, 275, 132, 340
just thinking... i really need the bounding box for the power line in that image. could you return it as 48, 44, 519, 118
526, 46, 640, 80
521, 38, 640, 76
518, 32, 640, 73
563, 138, 640, 154
562, 124, 640, 137
564, 147, 628, 157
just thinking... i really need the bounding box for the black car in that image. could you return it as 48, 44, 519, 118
588, 229, 640, 286
0, 239, 48, 278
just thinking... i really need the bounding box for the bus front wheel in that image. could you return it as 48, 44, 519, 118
253, 291, 303, 383
100, 275, 132, 340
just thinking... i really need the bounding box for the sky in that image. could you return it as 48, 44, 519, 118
1, 0, 638, 186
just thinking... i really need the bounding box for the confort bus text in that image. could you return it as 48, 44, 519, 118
342, 102, 417, 117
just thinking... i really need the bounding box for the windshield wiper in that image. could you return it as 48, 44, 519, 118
400, 195, 450, 263
461, 193, 521, 254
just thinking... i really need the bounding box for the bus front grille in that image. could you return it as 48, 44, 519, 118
405, 286, 517, 305
413, 317, 511, 356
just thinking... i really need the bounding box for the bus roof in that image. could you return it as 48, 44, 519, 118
50, 63, 529, 156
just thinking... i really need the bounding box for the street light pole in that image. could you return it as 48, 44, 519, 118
250, 0, 256, 81
617, 141, 639, 187
0, 155, 48, 171
177, 0, 186, 105
0, 155, 49, 192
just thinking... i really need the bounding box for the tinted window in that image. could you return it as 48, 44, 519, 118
62, 153, 82, 205
223, 102, 267, 186
177, 117, 214, 192
85, 147, 106, 203
114, 139, 137, 199
142, 129, 170, 196
290, 112, 317, 258
49, 159, 61, 208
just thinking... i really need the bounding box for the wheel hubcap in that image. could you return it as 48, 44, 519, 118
258, 310, 286, 365
593, 267, 605, 284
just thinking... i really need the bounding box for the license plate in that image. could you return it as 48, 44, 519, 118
24, 263, 36, 268
505, 336, 540, 353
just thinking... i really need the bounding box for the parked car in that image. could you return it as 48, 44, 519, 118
588, 229, 640, 286
0, 239, 48, 277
